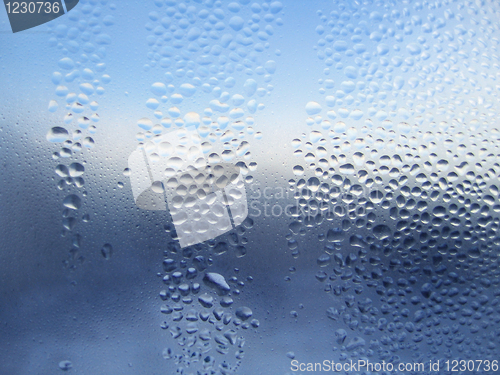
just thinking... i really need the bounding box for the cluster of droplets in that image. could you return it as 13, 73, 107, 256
136, 0, 284, 186
45, 0, 115, 269
136, 111, 259, 182
310, 0, 500, 127
131, 1, 283, 373
286, 0, 500, 369
159, 222, 259, 375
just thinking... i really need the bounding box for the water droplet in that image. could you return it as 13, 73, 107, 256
151, 82, 167, 96
235, 306, 253, 321
58, 57, 75, 70
229, 16, 244, 31
48, 100, 58, 112
372, 224, 391, 240
203, 272, 230, 295
58, 360, 72, 371
101, 243, 113, 260
63, 195, 81, 210
47, 127, 69, 143
305, 101, 322, 115
69, 163, 84, 177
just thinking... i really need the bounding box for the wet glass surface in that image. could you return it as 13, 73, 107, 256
1, 0, 500, 374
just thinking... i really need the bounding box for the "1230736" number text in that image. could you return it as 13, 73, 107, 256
5, 2, 60, 14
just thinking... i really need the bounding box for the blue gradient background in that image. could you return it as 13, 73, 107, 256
1, 0, 500, 374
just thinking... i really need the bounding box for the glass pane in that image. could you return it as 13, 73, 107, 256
1, 0, 500, 374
